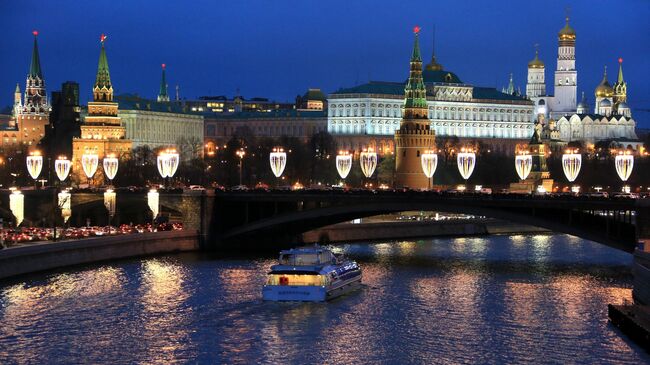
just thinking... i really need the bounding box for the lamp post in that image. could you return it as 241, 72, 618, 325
336, 150, 352, 186
420, 150, 438, 190
457, 147, 476, 191
81, 153, 99, 187
103, 154, 119, 186
614, 150, 634, 193
147, 188, 159, 225
562, 148, 582, 194
236, 149, 246, 187
26, 151, 43, 189
51, 155, 72, 242
157, 148, 180, 188
514, 151, 533, 181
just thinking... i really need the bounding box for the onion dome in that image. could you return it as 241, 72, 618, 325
528, 49, 544, 69
558, 17, 576, 40
618, 102, 629, 109
576, 92, 588, 113
600, 98, 611, 107
594, 66, 614, 98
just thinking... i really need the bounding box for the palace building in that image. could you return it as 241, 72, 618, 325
327, 31, 534, 156
2, 31, 51, 148
71, 35, 132, 184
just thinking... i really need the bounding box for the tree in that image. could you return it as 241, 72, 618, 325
309, 131, 338, 185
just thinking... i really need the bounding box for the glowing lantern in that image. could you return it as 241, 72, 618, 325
157, 149, 180, 178
269, 148, 287, 178
147, 189, 159, 219
58, 190, 71, 223
81, 153, 99, 179
336, 151, 352, 179
54, 156, 71, 182
514, 153, 533, 181
615, 151, 634, 182
420, 151, 438, 179
104, 189, 116, 218
360, 149, 377, 178
562, 150, 582, 182
26, 151, 43, 181
457, 149, 476, 180
103, 155, 119, 182
9, 189, 24, 227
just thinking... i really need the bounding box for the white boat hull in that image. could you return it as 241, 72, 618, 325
263, 277, 361, 302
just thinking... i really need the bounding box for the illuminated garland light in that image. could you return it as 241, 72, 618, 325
104, 189, 116, 218
514, 153, 533, 181
420, 151, 438, 178
157, 149, 180, 178
81, 153, 99, 179
54, 156, 71, 182
26, 152, 43, 181
614, 152, 634, 182
336, 151, 352, 179
561, 150, 582, 182
103, 155, 119, 182
9, 189, 24, 227
457, 150, 476, 180
269, 148, 287, 178
147, 189, 159, 219
360, 149, 377, 178
58, 190, 72, 223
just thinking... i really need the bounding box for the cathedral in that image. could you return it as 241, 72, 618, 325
71, 35, 132, 185
526, 17, 638, 147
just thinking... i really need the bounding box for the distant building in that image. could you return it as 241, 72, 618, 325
116, 94, 203, 159
184, 95, 294, 113
45, 81, 81, 157
296, 88, 327, 111
203, 109, 327, 155
71, 35, 132, 184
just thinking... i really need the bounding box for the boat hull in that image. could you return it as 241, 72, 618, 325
263, 276, 361, 302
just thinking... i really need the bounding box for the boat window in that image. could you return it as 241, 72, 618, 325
267, 274, 328, 286
280, 253, 320, 265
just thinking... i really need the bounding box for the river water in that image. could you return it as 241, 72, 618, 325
0, 234, 648, 364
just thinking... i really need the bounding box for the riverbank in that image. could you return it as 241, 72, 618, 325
0, 230, 200, 281
302, 218, 549, 243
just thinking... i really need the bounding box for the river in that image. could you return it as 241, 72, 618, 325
0, 233, 648, 364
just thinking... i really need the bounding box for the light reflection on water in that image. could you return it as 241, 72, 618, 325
0, 233, 648, 364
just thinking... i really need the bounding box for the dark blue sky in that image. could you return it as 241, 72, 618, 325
2, 0, 649, 127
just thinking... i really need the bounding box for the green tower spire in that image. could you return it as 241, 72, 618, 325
404, 26, 427, 110
617, 58, 624, 84
158, 63, 169, 102
29, 30, 43, 78
95, 34, 112, 90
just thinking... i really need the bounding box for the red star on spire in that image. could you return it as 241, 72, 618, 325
100, 34, 107, 43
32, 30, 38, 36
413, 25, 421, 34
162, 63, 166, 69
618, 57, 623, 64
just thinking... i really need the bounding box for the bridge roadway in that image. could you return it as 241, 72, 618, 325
209, 190, 650, 252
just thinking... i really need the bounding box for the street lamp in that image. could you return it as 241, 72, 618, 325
104, 188, 116, 235
457, 148, 476, 190
81, 153, 99, 185
157, 148, 180, 188
614, 150, 634, 193
147, 188, 159, 223
58, 189, 71, 224
103, 154, 119, 186
26, 151, 43, 188
9, 187, 24, 227
336, 150, 352, 182
562, 148, 581, 193
236, 149, 246, 186
360, 148, 377, 179
420, 150, 438, 190
514, 151, 533, 181
269, 147, 287, 178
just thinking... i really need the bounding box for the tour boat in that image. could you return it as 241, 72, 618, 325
262, 246, 362, 302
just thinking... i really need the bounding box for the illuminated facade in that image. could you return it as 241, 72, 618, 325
394, 27, 436, 189
71, 35, 132, 184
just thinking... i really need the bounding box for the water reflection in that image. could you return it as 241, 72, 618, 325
0, 234, 646, 364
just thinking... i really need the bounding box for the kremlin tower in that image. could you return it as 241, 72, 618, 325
394, 26, 436, 189
12, 31, 50, 146
71, 34, 132, 185
157, 64, 170, 102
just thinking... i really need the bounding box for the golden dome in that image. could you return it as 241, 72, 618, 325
595, 66, 614, 98
558, 17, 576, 40
528, 49, 544, 68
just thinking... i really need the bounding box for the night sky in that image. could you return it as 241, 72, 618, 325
2, 0, 649, 127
